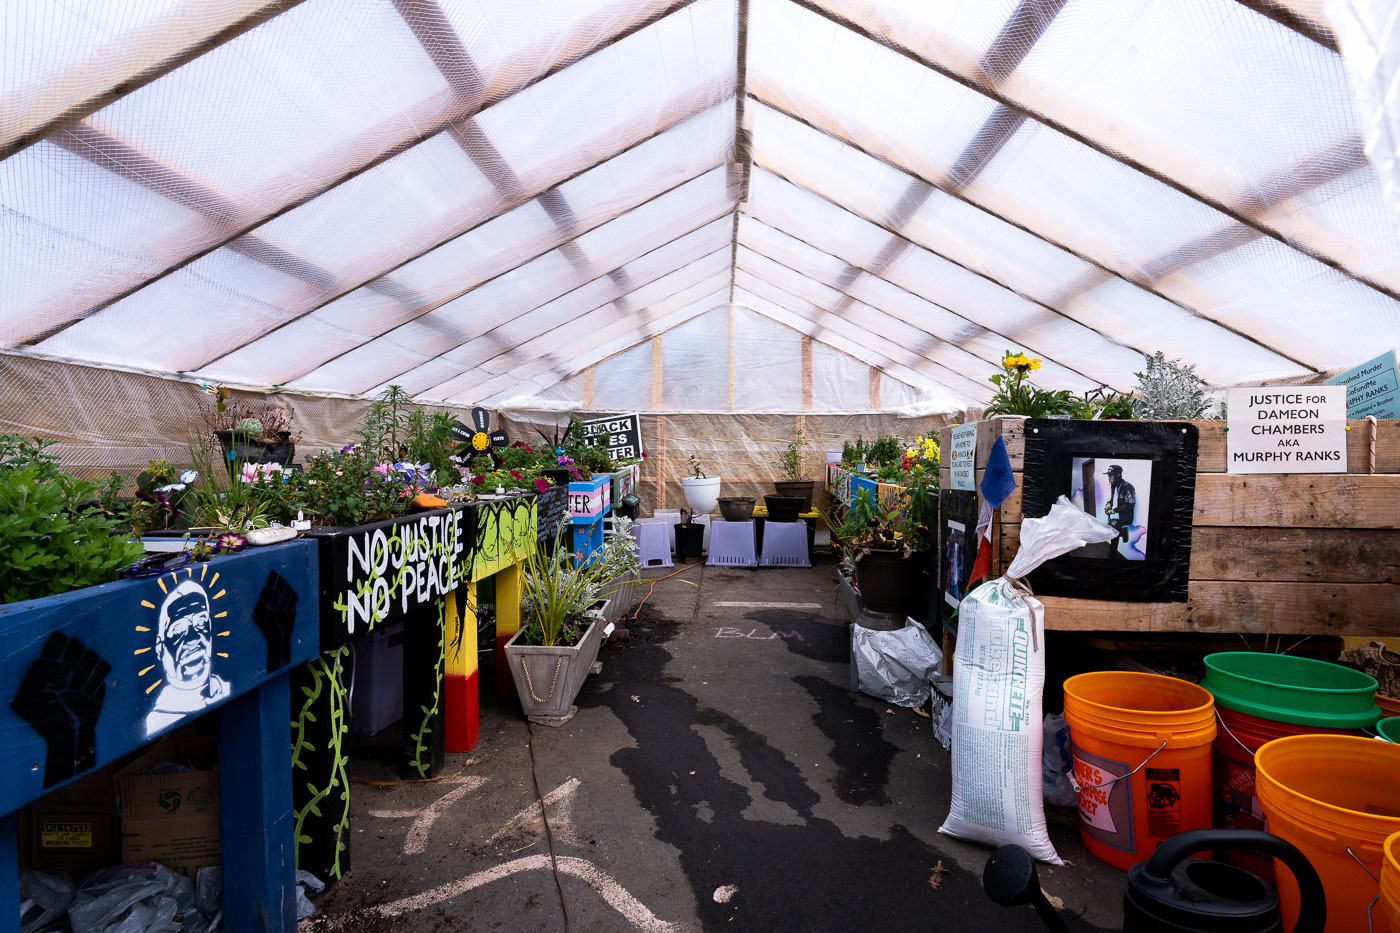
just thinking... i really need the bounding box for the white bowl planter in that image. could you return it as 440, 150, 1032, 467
680, 475, 721, 515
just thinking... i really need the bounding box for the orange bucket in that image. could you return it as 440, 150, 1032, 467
1385, 831, 1400, 933
1380, 695, 1400, 719
1256, 735, 1400, 933
1063, 671, 1216, 871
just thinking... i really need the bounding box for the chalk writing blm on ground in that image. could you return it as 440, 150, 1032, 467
713, 627, 806, 643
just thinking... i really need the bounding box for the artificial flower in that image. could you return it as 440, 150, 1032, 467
179, 469, 199, 484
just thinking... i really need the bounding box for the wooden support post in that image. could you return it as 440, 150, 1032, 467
0, 813, 17, 933
494, 563, 524, 695
219, 673, 297, 933
582, 367, 595, 409
801, 334, 813, 409
869, 366, 881, 409
443, 584, 479, 753
727, 304, 736, 410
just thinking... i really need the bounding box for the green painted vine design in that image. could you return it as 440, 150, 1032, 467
291, 647, 350, 879
408, 600, 446, 778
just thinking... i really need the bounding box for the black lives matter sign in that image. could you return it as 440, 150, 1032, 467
579, 413, 643, 461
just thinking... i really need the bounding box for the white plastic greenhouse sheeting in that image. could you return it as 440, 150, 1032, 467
3, 0, 1400, 429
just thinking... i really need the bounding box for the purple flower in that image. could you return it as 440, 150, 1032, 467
213, 532, 247, 553
556, 455, 574, 466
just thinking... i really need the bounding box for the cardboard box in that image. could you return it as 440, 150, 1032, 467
118, 770, 220, 871
25, 766, 120, 878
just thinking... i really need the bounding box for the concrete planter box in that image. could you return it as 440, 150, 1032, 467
504, 613, 605, 726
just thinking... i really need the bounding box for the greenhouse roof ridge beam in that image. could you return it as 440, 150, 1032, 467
23, 0, 707, 349
752, 94, 1322, 373
0, 0, 308, 162
734, 260, 998, 400
786, 0, 1391, 306
730, 0, 752, 302
735, 245, 1038, 392
193, 105, 732, 377
746, 162, 1176, 374
731, 285, 986, 405
1228, 0, 1338, 51
335, 211, 735, 394
738, 210, 1105, 386
429, 274, 732, 398
409, 238, 735, 398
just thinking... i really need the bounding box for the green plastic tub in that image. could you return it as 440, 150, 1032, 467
1203, 652, 1380, 729
1379, 717, 1400, 743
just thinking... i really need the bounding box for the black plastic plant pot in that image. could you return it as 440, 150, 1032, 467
855, 548, 911, 615
543, 468, 572, 487
773, 480, 814, 512
675, 522, 705, 560
764, 494, 803, 523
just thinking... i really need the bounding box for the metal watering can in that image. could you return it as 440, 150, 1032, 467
984, 829, 1326, 932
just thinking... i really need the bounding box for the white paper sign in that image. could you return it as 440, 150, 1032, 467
1227, 386, 1347, 473
950, 424, 977, 491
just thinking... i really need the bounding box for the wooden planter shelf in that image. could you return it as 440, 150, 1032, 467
939, 417, 1400, 637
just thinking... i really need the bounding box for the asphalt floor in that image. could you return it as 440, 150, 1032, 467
304, 556, 1127, 932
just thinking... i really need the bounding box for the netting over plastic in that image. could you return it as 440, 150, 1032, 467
4, 0, 1400, 424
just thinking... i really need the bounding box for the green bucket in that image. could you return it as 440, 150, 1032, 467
1379, 717, 1400, 743
1202, 652, 1380, 729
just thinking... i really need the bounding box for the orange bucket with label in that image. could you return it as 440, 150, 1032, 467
1063, 671, 1216, 871
1256, 734, 1400, 933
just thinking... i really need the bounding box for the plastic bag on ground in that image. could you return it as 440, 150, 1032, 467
850, 619, 942, 707
20, 869, 76, 933
1042, 713, 1077, 808
69, 863, 216, 933
939, 497, 1117, 864
296, 869, 326, 919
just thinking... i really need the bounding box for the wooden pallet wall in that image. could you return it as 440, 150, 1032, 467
939, 418, 1400, 637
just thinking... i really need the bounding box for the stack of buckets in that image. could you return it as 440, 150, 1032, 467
1063, 659, 1400, 931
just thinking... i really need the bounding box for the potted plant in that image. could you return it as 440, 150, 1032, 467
505, 521, 639, 724
837, 489, 911, 615
774, 428, 814, 511
984, 350, 1081, 418
674, 509, 705, 560
718, 496, 755, 522
680, 454, 721, 516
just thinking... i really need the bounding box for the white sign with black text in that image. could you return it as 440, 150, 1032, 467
1226, 386, 1347, 474
950, 424, 977, 491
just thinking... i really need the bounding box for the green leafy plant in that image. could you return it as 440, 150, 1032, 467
835, 491, 910, 576
0, 436, 145, 604
359, 385, 417, 459
183, 434, 272, 531
985, 350, 1081, 417
1080, 385, 1137, 420
1132, 352, 1218, 419
778, 428, 807, 481
868, 434, 903, 468
900, 471, 938, 552
517, 521, 639, 647
687, 454, 707, 479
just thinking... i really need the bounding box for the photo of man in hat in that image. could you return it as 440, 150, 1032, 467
146, 579, 230, 734
1069, 457, 1151, 561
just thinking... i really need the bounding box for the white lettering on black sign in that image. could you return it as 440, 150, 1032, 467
341, 511, 465, 632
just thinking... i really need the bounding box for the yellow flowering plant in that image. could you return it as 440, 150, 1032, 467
985, 350, 1081, 417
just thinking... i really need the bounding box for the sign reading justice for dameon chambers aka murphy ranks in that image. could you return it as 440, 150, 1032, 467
1226, 386, 1347, 474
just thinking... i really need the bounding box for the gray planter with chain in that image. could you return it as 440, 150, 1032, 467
503, 615, 605, 726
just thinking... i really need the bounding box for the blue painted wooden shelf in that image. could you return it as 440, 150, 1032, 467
0, 541, 320, 933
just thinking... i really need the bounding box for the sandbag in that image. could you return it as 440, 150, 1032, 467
938, 497, 1117, 864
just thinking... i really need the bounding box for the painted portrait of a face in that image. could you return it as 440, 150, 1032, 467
146, 579, 229, 734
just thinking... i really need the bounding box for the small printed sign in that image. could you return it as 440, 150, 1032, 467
1227, 386, 1347, 473
579, 413, 643, 461
1325, 350, 1400, 420
950, 423, 977, 491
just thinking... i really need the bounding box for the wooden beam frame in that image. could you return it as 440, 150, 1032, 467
752, 94, 1320, 373
784, 0, 1392, 307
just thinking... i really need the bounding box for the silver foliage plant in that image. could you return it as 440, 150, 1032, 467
1131, 352, 1222, 420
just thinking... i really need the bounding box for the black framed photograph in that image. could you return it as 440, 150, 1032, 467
938, 488, 979, 630
1022, 420, 1199, 602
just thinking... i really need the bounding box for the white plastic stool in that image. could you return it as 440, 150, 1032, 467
631, 519, 672, 568
759, 521, 811, 568
706, 519, 757, 568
